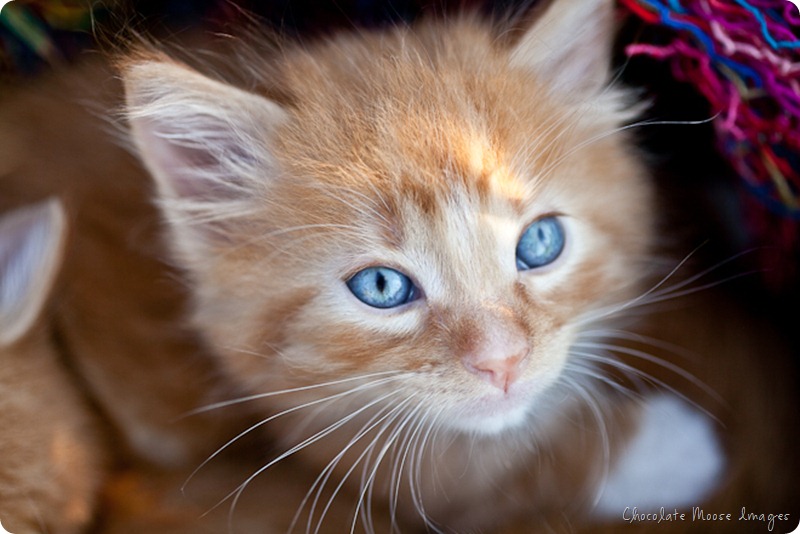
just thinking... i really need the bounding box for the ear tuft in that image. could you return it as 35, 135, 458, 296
0, 199, 66, 346
122, 58, 288, 264
510, 0, 617, 98
124, 59, 287, 200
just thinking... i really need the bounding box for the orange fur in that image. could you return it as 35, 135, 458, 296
0, 202, 105, 533
0, 0, 796, 532
0, 61, 246, 470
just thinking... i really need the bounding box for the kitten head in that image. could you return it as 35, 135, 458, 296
124, 0, 652, 436
0, 199, 66, 346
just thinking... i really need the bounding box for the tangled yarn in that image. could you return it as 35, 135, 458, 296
620, 0, 800, 287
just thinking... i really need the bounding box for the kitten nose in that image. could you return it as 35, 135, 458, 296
464, 353, 526, 393
461, 303, 530, 393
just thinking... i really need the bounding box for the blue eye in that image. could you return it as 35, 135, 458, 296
516, 216, 565, 270
347, 266, 416, 309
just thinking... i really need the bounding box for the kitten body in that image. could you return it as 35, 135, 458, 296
0, 61, 243, 469
0, 201, 104, 533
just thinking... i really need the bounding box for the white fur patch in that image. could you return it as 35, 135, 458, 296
593, 393, 726, 517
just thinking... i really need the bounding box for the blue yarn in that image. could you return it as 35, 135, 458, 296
733, 0, 800, 50
641, 0, 719, 53
718, 56, 763, 88
667, 0, 687, 14
640, 0, 764, 87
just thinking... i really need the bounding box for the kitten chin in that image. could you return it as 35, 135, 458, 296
451, 383, 539, 435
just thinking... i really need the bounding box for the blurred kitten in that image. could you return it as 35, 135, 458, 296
0, 200, 104, 534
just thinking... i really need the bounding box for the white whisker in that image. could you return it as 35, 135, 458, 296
576, 247, 759, 329
388, 400, 433, 533
573, 246, 702, 328
569, 349, 721, 425
577, 329, 696, 362
320, 400, 413, 534
185, 374, 409, 495
183, 370, 406, 417
225, 388, 406, 532
535, 114, 718, 185
409, 404, 447, 534
558, 374, 610, 508
351, 400, 425, 534
563, 361, 641, 400
289, 398, 398, 534
573, 341, 722, 404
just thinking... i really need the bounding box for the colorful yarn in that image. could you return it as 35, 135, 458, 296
620, 0, 800, 287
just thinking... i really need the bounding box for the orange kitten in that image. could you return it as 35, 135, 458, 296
122, 0, 660, 530
0, 200, 104, 533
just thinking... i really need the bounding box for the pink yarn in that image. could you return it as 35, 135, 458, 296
621, 0, 800, 288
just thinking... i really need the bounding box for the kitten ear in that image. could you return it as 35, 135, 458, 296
123, 59, 287, 261
0, 199, 66, 346
509, 0, 616, 97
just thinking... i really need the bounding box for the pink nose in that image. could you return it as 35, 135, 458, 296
463, 353, 526, 393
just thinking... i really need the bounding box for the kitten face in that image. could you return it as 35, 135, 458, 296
126, 1, 652, 437
249, 102, 646, 436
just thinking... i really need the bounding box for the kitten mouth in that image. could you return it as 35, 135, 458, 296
452, 385, 533, 434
